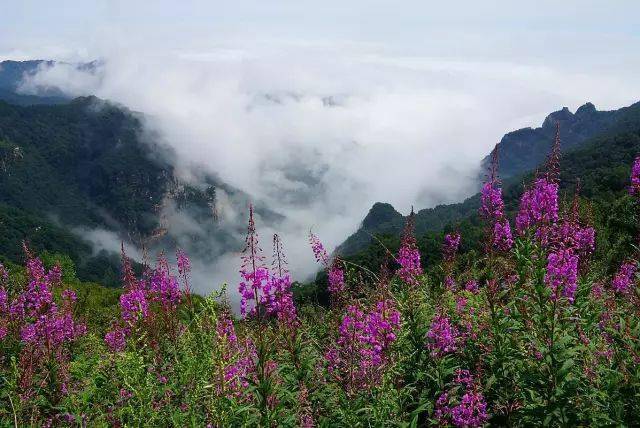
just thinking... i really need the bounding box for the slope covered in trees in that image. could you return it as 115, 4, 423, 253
338, 101, 640, 263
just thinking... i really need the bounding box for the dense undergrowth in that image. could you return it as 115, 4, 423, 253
2, 132, 640, 426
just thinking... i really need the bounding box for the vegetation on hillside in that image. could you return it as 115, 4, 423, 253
333, 121, 640, 295
339, 101, 640, 257
2, 135, 640, 426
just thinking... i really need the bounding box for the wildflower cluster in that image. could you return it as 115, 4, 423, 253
5, 132, 640, 426
238, 206, 298, 322
435, 370, 488, 427
515, 177, 559, 234
545, 248, 579, 302
0, 251, 85, 400
325, 300, 401, 393
426, 314, 463, 357
105, 250, 186, 351
612, 261, 637, 294
630, 156, 640, 196
215, 310, 257, 399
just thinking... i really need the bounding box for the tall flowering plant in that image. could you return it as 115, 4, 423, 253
480, 146, 513, 252
325, 300, 401, 394
309, 232, 345, 296
214, 309, 257, 400
396, 209, 423, 286
238, 204, 270, 317
443, 232, 461, 263
0, 249, 86, 403
516, 124, 562, 237
629, 156, 640, 196
105, 249, 186, 352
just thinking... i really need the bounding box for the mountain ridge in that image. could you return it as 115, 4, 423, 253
337, 100, 640, 257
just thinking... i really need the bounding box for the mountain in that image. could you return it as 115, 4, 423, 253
0, 60, 71, 105
338, 100, 640, 257
0, 95, 278, 285
482, 101, 640, 179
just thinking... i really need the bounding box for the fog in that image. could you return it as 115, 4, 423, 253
17, 46, 640, 298
6, 1, 640, 298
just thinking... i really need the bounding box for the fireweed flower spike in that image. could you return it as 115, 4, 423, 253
215, 309, 257, 399
493, 218, 514, 252
5, 249, 86, 397
309, 232, 330, 267
397, 208, 423, 286
267, 234, 298, 326
630, 156, 640, 196
443, 232, 461, 262
272, 233, 289, 277
516, 125, 561, 235
105, 249, 185, 351
426, 314, 462, 357
479, 146, 504, 221
612, 261, 637, 294
515, 177, 559, 234
479, 145, 513, 252
325, 301, 401, 393
309, 231, 346, 297
238, 204, 269, 317
545, 248, 579, 303
435, 370, 488, 427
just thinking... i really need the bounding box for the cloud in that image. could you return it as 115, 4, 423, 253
17, 45, 640, 302
72, 226, 143, 262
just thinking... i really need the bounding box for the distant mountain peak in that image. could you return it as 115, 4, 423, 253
575, 102, 597, 117
338, 99, 640, 257
542, 106, 574, 129
362, 203, 402, 230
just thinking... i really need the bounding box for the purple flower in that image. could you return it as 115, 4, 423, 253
328, 262, 345, 295
479, 180, 505, 221
464, 280, 479, 294
435, 369, 488, 427
0, 287, 7, 313
309, 232, 330, 267
238, 266, 270, 316
515, 177, 559, 234
176, 249, 191, 276
309, 233, 345, 297
148, 257, 182, 310
105, 327, 129, 352
397, 213, 422, 286
537, 218, 596, 257
630, 156, 640, 196
62, 289, 77, 303
443, 233, 461, 262
426, 314, 461, 357
260, 272, 298, 327
454, 369, 474, 387
120, 288, 149, 324
492, 218, 514, 252
451, 391, 488, 427
326, 301, 401, 392
216, 310, 238, 345
612, 261, 636, 294
216, 311, 257, 399
545, 248, 579, 303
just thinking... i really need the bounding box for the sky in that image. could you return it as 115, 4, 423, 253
2, 1, 640, 295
